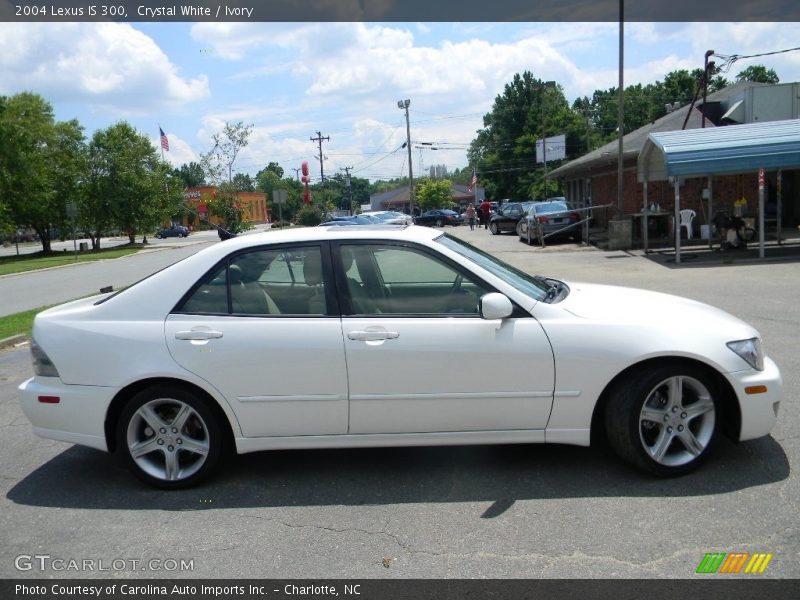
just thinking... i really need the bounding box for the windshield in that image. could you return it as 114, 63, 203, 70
436, 234, 550, 301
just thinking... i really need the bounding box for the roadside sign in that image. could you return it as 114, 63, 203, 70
273, 189, 287, 205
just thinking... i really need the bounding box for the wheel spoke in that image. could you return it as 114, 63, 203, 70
129, 437, 161, 459
667, 376, 683, 408
164, 450, 181, 481
137, 404, 169, 431
678, 429, 705, 456
640, 405, 666, 424
179, 435, 209, 457
171, 404, 194, 432
684, 396, 714, 421
649, 427, 674, 462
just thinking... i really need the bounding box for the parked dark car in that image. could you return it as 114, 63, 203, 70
155, 225, 189, 239
414, 209, 463, 227
488, 202, 533, 235
517, 200, 581, 244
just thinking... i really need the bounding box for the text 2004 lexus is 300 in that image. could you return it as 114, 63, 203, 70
19, 225, 781, 488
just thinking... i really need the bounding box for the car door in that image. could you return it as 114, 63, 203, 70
165, 243, 349, 438
334, 241, 555, 434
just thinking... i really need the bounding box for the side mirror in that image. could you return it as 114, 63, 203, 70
479, 293, 513, 320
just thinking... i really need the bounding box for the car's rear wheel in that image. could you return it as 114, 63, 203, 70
435, 218, 444, 227
489, 222, 499, 235
117, 385, 223, 489
604, 364, 720, 476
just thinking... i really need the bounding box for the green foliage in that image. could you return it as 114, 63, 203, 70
173, 162, 205, 187
0, 93, 87, 252
415, 178, 454, 211
84, 122, 182, 246
208, 182, 249, 235
200, 121, 253, 184
232, 173, 255, 192
296, 205, 323, 226
736, 65, 779, 84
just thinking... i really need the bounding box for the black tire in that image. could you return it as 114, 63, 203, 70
738, 227, 756, 243
116, 385, 224, 489
489, 222, 500, 235
604, 364, 720, 477
435, 218, 444, 227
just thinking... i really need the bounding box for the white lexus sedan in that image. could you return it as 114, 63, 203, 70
19, 225, 781, 488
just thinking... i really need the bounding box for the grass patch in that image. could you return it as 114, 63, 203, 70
0, 305, 51, 340
0, 245, 141, 276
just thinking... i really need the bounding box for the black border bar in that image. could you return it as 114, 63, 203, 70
4, 579, 800, 600
2, 0, 800, 23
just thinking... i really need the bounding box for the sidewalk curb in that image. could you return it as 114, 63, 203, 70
0, 334, 28, 350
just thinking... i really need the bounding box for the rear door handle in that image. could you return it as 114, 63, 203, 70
175, 330, 224, 340
347, 330, 400, 342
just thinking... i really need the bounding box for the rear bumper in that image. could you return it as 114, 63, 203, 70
18, 377, 117, 452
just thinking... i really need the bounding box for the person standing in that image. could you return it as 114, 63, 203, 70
479, 200, 492, 229
465, 204, 476, 230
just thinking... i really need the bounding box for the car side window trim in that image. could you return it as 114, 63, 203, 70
330, 239, 527, 318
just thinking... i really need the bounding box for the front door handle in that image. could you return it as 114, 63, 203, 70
347, 330, 400, 342
175, 330, 224, 341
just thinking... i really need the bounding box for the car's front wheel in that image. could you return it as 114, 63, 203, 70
604, 364, 720, 476
489, 222, 500, 235
117, 385, 224, 489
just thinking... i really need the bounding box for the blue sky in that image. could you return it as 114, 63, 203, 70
2, 21, 799, 183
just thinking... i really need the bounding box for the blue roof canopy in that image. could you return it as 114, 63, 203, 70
638, 119, 800, 182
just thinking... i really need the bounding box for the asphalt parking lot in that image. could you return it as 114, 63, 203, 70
0, 226, 797, 580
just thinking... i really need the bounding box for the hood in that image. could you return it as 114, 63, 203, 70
558, 282, 758, 339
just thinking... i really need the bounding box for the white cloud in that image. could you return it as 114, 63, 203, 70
0, 23, 209, 113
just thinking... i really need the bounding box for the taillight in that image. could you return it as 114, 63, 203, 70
537, 216, 549, 224
31, 338, 60, 378
569, 212, 580, 222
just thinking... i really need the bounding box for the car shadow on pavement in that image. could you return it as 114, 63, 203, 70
7, 436, 789, 514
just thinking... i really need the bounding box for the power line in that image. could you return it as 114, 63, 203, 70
713, 45, 800, 73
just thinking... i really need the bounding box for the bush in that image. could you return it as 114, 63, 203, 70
296, 205, 323, 227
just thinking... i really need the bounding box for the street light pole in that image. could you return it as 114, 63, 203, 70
398, 99, 413, 215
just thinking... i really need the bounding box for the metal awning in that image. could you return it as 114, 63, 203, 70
637, 119, 800, 263
639, 119, 800, 182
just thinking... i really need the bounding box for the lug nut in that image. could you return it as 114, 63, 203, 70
681, 412, 687, 419
677, 425, 684, 432
172, 427, 178, 433
168, 445, 174, 452
160, 427, 166, 434
157, 439, 164, 445
667, 426, 673, 433
672, 406, 678, 413
177, 439, 183, 445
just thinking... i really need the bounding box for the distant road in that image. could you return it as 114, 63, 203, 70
0, 226, 274, 317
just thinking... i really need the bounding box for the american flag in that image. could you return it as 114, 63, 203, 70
467, 168, 477, 192
159, 127, 169, 152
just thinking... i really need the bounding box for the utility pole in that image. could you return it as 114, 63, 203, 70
340, 166, 353, 213
292, 167, 301, 182
310, 131, 329, 184
397, 99, 413, 215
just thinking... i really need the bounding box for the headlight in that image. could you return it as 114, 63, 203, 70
727, 338, 764, 371
31, 338, 60, 377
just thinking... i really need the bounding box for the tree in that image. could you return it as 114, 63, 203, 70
232, 173, 255, 192
736, 65, 779, 84
84, 122, 182, 247
415, 179, 453, 211
200, 121, 254, 235
173, 162, 205, 187
200, 121, 253, 184
0, 93, 87, 253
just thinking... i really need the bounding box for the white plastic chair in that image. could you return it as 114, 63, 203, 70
679, 209, 696, 239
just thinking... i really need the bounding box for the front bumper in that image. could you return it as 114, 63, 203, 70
727, 356, 782, 441
18, 377, 118, 452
